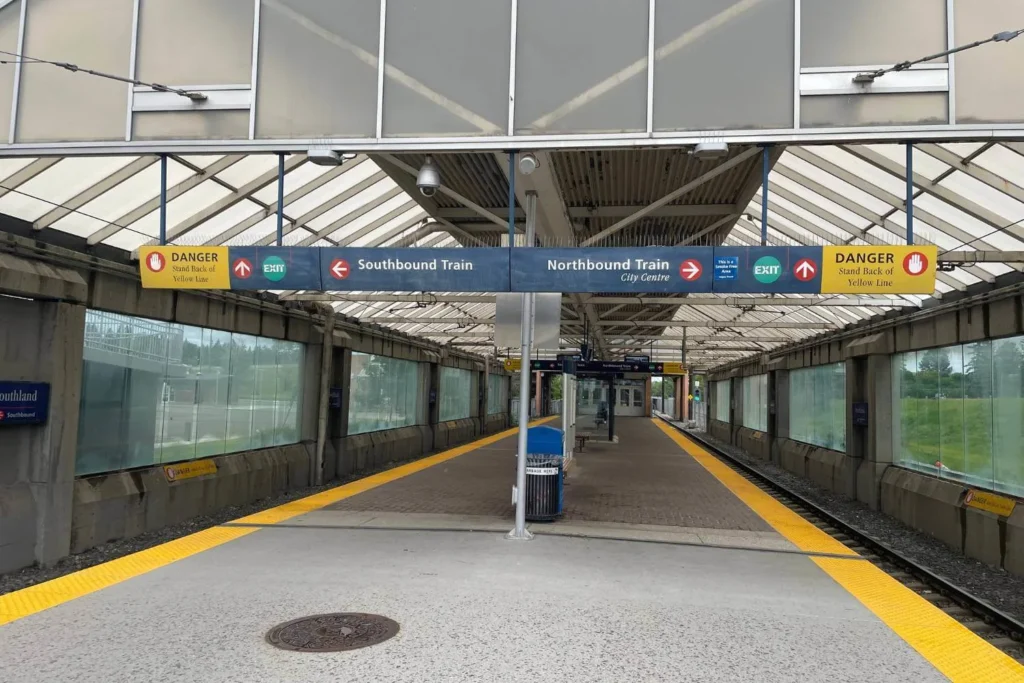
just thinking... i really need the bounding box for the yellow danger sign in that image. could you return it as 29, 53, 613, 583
138, 246, 231, 289
503, 358, 521, 372
964, 489, 1017, 517
163, 459, 217, 482
820, 246, 937, 294
661, 362, 686, 375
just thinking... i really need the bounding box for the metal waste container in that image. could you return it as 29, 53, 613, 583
524, 426, 564, 521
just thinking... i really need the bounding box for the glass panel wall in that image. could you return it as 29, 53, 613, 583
788, 364, 846, 452
487, 374, 508, 415
439, 366, 472, 422
741, 374, 769, 432
348, 353, 421, 434
894, 336, 1024, 496
76, 311, 304, 476
713, 380, 731, 423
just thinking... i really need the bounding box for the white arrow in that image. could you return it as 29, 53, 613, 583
681, 262, 701, 280
795, 261, 816, 278
234, 261, 251, 277
332, 261, 349, 278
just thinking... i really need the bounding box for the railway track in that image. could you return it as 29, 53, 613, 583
662, 419, 1024, 664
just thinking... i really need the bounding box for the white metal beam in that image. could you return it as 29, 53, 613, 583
359, 316, 834, 329
581, 147, 761, 246
0, 158, 62, 200
164, 155, 307, 243
87, 154, 246, 245
34, 156, 158, 230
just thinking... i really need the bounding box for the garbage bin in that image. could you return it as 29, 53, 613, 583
524, 426, 564, 521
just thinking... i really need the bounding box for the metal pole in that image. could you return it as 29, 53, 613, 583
761, 145, 770, 246
508, 151, 516, 247
159, 154, 167, 245
607, 376, 615, 442
509, 191, 537, 541
277, 152, 285, 246
906, 142, 914, 245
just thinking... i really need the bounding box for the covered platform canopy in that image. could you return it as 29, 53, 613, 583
1, 141, 1023, 369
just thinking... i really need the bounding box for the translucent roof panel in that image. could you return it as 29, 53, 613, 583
0, 143, 1022, 369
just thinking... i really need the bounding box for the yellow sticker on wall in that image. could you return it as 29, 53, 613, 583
163, 459, 218, 482
964, 489, 1017, 517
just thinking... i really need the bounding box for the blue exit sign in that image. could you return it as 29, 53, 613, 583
0, 381, 51, 426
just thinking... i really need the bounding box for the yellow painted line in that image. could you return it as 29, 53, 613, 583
0, 418, 555, 627
654, 420, 1024, 682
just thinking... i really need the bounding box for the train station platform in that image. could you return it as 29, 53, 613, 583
1, 420, 1020, 682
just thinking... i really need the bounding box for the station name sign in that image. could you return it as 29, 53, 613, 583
138, 245, 937, 295
0, 381, 51, 426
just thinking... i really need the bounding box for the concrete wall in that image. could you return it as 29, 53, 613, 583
0, 229, 506, 573
704, 282, 1024, 577
71, 444, 310, 554
0, 296, 86, 574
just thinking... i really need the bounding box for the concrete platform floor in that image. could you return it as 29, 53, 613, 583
0, 528, 945, 683
4, 418, 1017, 681
330, 417, 771, 532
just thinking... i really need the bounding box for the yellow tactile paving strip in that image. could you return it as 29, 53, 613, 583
0, 418, 555, 628
654, 420, 1024, 683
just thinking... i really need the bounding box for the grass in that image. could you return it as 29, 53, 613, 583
898, 397, 1024, 494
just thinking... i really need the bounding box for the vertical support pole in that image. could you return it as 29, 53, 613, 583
159, 154, 168, 245
682, 327, 687, 367
906, 142, 914, 245
509, 191, 537, 541
508, 151, 517, 246
761, 145, 770, 246
276, 153, 285, 246
607, 376, 616, 442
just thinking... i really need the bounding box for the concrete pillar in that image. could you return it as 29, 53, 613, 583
681, 375, 690, 420
534, 370, 542, 416
0, 298, 86, 572
644, 376, 652, 417
857, 353, 894, 509
427, 363, 440, 426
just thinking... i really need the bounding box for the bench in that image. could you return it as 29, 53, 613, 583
575, 434, 589, 452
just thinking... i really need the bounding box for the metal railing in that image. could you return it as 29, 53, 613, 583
83, 311, 185, 364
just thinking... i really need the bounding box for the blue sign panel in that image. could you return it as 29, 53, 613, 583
319, 248, 510, 292
329, 387, 342, 410
710, 246, 823, 294
852, 402, 869, 427
714, 256, 739, 281
511, 248, 714, 293
227, 247, 322, 290
0, 381, 51, 425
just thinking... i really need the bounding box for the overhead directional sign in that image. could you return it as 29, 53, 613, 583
228, 247, 321, 290
711, 246, 822, 294
511, 248, 713, 293
137, 245, 938, 295
139, 246, 230, 289
820, 245, 937, 294
320, 248, 510, 291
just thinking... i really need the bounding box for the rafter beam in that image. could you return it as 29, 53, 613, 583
359, 316, 834, 329
581, 147, 761, 246
87, 154, 247, 245
35, 156, 158, 230
0, 158, 61, 201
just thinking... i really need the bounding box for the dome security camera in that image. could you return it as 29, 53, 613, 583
417, 156, 441, 198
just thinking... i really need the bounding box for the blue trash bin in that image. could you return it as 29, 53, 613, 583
524, 426, 564, 521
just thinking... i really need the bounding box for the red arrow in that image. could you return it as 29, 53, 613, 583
232, 258, 253, 279
679, 259, 703, 281
330, 258, 350, 280
793, 258, 817, 281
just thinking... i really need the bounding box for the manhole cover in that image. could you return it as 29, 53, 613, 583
266, 613, 400, 652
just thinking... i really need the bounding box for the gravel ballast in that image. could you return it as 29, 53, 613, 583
690, 427, 1024, 625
